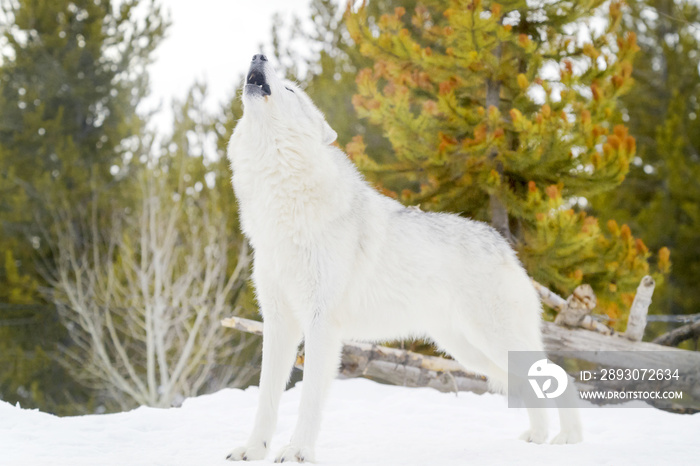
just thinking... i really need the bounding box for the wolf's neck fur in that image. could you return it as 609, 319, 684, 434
228, 116, 355, 246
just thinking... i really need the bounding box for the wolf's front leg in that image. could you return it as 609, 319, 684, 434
227, 314, 302, 462
275, 320, 343, 463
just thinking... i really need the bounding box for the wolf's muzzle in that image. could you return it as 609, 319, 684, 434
245, 55, 271, 96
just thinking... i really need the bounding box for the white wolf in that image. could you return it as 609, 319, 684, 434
226, 54, 582, 463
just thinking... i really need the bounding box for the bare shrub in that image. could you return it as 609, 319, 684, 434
45, 173, 257, 409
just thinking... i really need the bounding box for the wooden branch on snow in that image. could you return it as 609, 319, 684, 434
337, 341, 489, 394
222, 275, 691, 406
223, 316, 700, 412
221, 316, 489, 395
222, 315, 700, 366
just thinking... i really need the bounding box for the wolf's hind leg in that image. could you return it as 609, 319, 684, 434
551, 377, 583, 444
432, 329, 550, 444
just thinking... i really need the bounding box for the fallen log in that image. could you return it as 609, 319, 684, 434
222, 315, 700, 369
541, 320, 689, 354
542, 320, 700, 370
222, 316, 700, 412
338, 343, 489, 395
220, 316, 489, 395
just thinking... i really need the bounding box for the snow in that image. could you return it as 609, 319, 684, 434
1, 378, 698, 466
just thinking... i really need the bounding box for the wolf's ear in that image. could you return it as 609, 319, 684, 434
322, 120, 337, 145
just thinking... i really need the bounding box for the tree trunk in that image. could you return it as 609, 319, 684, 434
486, 45, 512, 243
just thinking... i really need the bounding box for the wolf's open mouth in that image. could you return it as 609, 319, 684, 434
246, 70, 271, 96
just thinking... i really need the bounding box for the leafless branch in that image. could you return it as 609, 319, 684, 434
45, 174, 257, 408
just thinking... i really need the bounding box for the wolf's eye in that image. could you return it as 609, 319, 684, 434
285, 87, 295, 93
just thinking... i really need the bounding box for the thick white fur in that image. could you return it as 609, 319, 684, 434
226, 60, 582, 463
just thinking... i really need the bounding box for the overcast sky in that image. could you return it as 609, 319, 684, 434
144, 0, 312, 135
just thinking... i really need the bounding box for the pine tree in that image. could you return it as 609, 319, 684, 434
345, 0, 669, 326
0, 0, 167, 205
591, 0, 700, 328
269, 0, 405, 155
0, 0, 168, 413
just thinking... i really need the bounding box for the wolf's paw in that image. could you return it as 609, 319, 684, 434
519, 428, 548, 444
226, 442, 268, 461
274, 444, 314, 463
551, 428, 583, 445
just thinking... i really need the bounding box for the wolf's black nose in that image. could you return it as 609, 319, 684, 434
252, 54, 267, 62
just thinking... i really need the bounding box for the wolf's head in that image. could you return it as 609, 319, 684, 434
240, 54, 337, 146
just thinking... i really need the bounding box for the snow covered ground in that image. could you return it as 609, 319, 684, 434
1, 378, 698, 466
